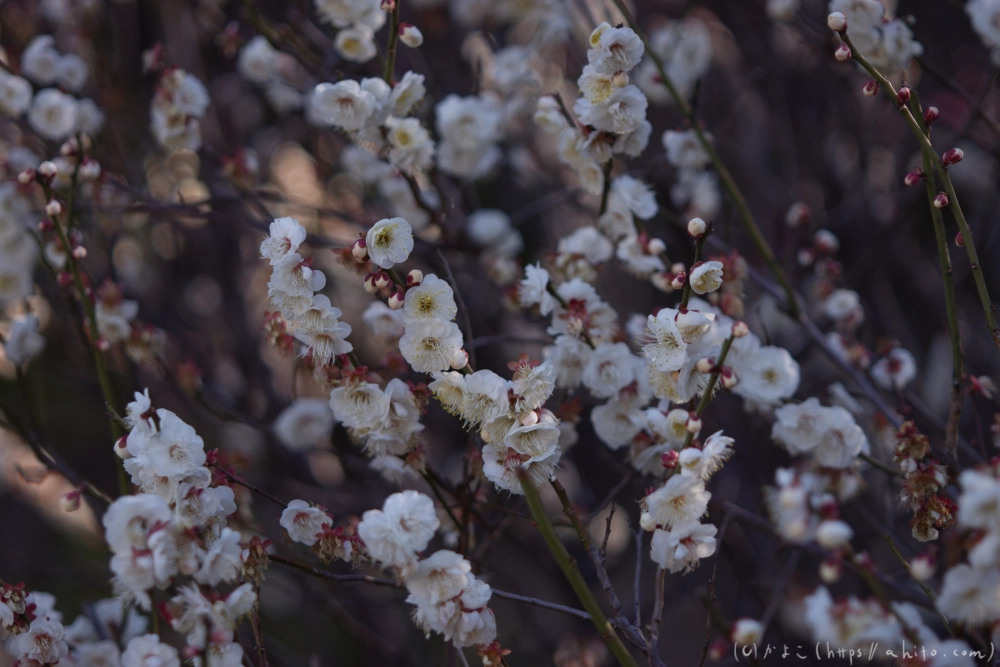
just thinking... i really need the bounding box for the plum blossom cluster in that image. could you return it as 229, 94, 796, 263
827, 0, 923, 74
150, 67, 210, 151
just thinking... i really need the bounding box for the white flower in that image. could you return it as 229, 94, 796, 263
871, 348, 917, 390
643, 308, 688, 372
557, 226, 614, 265
315, 0, 385, 29
267, 252, 328, 318
363, 300, 406, 339
612, 175, 658, 219
365, 379, 425, 455
466, 209, 514, 249
767, 0, 800, 20
519, 263, 555, 315
823, 289, 864, 324
3, 314, 45, 366
130, 410, 206, 483
194, 527, 242, 586
330, 375, 391, 430
73, 639, 122, 667
534, 96, 567, 133
576, 159, 606, 196
511, 360, 556, 414
390, 71, 426, 116
730, 345, 800, 409
280, 499, 332, 546
406, 550, 471, 607
309, 80, 378, 131
121, 634, 180, 667
588, 24, 645, 73
574, 84, 648, 135
543, 335, 591, 389
358, 490, 439, 569
0, 71, 33, 117
172, 469, 235, 528
103, 493, 174, 554
21, 36, 60, 85
647, 408, 691, 447
937, 564, 1000, 625
503, 411, 562, 486
260, 217, 307, 264
640, 475, 711, 531
402, 274, 457, 324
461, 370, 510, 426
335, 24, 378, 62
679, 431, 733, 480
399, 319, 464, 372
582, 342, 638, 398
650, 521, 717, 572
237, 35, 279, 84
293, 295, 354, 367
662, 129, 711, 169
28, 88, 79, 140
367, 217, 414, 269
957, 469, 1000, 531
159, 69, 210, 116
613, 119, 652, 157
386, 116, 435, 174
273, 398, 335, 451
592, 398, 646, 449
771, 398, 865, 468
816, 519, 853, 549
435, 94, 503, 150
689, 261, 724, 295
56, 53, 88, 92
616, 236, 665, 278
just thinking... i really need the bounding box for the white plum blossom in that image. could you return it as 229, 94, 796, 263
650, 521, 717, 572
400, 319, 464, 373
689, 261, 724, 295
280, 500, 332, 546
28, 88, 79, 140
367, 217, 414, 269
273, 398, 335, 451
871, 347, 917, 390
358, 490, 439, 570
640, 474, 711, 531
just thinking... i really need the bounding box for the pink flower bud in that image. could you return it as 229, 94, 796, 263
388, 289, 405, 309
896, 87, 911, 106
903, 169, 923, 186
37, 219, 54, 233
923, 106, 940, 124
933, 192, 949, 209
520, 410, 539, 426
363, 273, 380, 293
72, 246, 87, 260
407, 269, 423, 287
60, 138, 79, 156
819, 557, 843, 583
732, 321, 750, 338
115, 435, 132, 459
910, 553, 935, 581
670, 272, 687, 291
942, 148, 964, 166
96, 338, 111, 352
399, 23, 423, 48
862, 79, 878, 97
686, 217, 707, 237
785, 202, 810, 228
827, 12, 847, 32
45, 200, 62, 216
374, 271, 391, 289
955, 232, 965, 247
352, 237, 369, 262
57, 272, 74, 287
797, 248, 816, 267
38, 161, 58, 178
647, 238, 666, 255
720, 368, 738, 389
834, 44, 851, 62
660, 450, 679, 469
612, 71, 629, 88
695, 357, 714, 374
814, 229, 840, 254
60, 490, 82, 512
685, 412, 702, 434
18, 168, 36, 184
449, 348, 469, 370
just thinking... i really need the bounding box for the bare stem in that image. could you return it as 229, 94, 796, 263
383, 0, 401, 84
884, 534, 954, 638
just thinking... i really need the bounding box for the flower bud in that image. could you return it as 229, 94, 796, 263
57, 272, 74, 287
903, 169, 923, 186
407, 269, 423, 287
388, 289, 405, 309
96, 337, 111, 352
834, 44, 851, 62
720, 368, 738, 389
45, 200, 62, 216
731, 619, 763, 647
647, 238, 666, 255
816, 519, 853, 549
671, 272, 686, 291
785, 202, 810, 228
612, 71, 629, 88
814, 229, 840, 254
933, 192, 949, 209
72, 246, 87, 260
380, 0, 395, 9
520, 410, 539, 426
650, 272, 673, 293
660, 450, 679, 469
79, 158, 101, 181
827, 12, 847, 32
352, 237, 369, 262
924, 106, 940, 124
115, 435, 132, 459
862, 79, 878, 97
955, 232, 965, 247
732, 321, 750, 338
18, 168, 36, 184
60, 138, 79, 156
819, 557, 843, 583
363, 273, 380, 293
797, 248, 816, 267
399, 23, 423, 48
685, 412, 702, 434
449, 348, 469, 370
374, 271, 391, 289
38, 161, 58, 178
942, 148, 964, 166
60, 490, 82, 513
910, 554, 935, 582
37, 218, 54, 233
896, 87, 911, 106
696, 357, 714, 374
686, 217, 707, 237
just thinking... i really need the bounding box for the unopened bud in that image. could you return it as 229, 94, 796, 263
612, 71, 629, 88
72, 246, 87, 260
834, 44, 851, 62
661, 450, 679, 469
720, 368, 738, 389
115, 435, 132, 459
955, 232, 965, 247
57, 272, 74, 287
520, 410, 539, 426
785, 202, 810, 228
79, 158, 101, 181
388, 290, 405, 309
381, 0, 395, 10
814, 229, 840, 254
696, 357, 714, 374
60, 138, 79, 156
363, 273, 380, 293
38, 161, 58, 177
731, 619, 763, 648
903, 169, 923, 186
819, 557, 843, 583
797, 248, 816, 267
896, 87, 911, 105
60, 490, 82, 512
923, 106, 940, 124
827, 12, 847, 32
817, 519, 853, 549
407, 269, 423, 287
96, 337, 111, 352
862, 79, 878, 97
933, 192, 949, 209
647, 238, 666, 255
686, 217, 707, 237
374, 271, 391, 289
399, 23, 423, 48
449, 348, 469, 370
650, 272, 673, 293
685, 412, 702, 434
942, 148, 964, 166
37, 218, 54, 233
910, 554, 935, 582
18, 168, 36, 184
732, 321, 750, 338
352, 237, 369, 262
45, 200, 62, 216
671, 272, 687, 291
